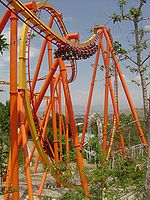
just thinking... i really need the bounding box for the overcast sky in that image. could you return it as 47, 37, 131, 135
0, 0, 150, 112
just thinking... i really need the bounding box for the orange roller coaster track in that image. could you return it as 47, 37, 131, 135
0, 1, 147, 199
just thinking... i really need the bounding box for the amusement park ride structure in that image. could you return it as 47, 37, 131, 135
0, 0, 148, 199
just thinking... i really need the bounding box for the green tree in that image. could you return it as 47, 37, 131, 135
111, 0, 150, 198
0, 101, 10, 187
0, 34, 8, 55
112, 0, 149, 122
119, 113, 144, 147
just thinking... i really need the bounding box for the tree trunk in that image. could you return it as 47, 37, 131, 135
134, 18, 150, 199
134, 19, 148, 121
143, 97, 150, 199
140, 69, 149, 120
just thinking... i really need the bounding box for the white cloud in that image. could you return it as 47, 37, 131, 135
122, 73, 131, 83
0, 26, 40, 85
2, 28, 10, 44
0, 50, 10, 69
0, 23, 40, 65
77, 90, 89, 95
0, 44, 39, 70
2, 25, 23, 44
134, 75, 140, 81
63, 16, 74, 23
30, 46, 39, 58
111, 73, 131, 84
144, 25, 150, 31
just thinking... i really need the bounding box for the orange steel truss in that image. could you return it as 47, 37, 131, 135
0, 1, 147, 199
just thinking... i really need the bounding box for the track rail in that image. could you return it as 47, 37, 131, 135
4, 0, 102, 53
0, 1, 148, 199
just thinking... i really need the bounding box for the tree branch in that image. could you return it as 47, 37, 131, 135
125, 54, 139, 66
146, 81, 150, 87
141, 17, 150, 21
141, 54, 150, 66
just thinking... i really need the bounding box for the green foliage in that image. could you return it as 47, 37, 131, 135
113, 41, 127, 55
45, 112, 146, 199
0, 35, 9, 55
59, 188, 84, 200
0, 101, 10, 179
57, 154, 146, 199
111, 0, 149, 70
126, 65, 139, 74
89, 113, 144, 153
119, 0, 127, 8
119, 113, 143, 147
131, 79, 140, 86
88, 135, 102, 166
44, 111, 146, 199
77, 124, 83, 133
129, 7, 142, 18
112, 0, 147, 24
112, 13, 122, 23
105, 155, 146, 199
112, 155, 145, 186
19, 150, 24, 167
